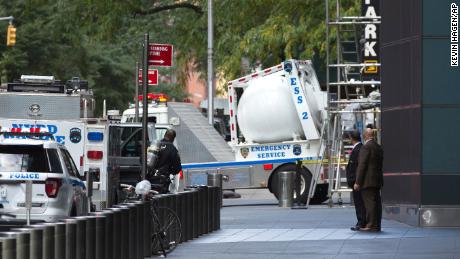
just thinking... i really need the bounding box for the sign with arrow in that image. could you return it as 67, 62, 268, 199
148, 43, 173, 67
138, 69, 158, 86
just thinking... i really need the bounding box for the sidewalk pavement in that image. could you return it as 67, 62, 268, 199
167, 190, 460, 258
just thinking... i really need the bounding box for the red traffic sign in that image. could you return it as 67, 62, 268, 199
138, 69, 158, 86
148, 43, 173, 67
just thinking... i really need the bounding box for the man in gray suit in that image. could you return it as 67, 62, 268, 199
354, 128, 384, 232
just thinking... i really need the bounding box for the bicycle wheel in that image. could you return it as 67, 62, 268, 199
151, 206, 182, 255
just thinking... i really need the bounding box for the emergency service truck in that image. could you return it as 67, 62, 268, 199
181, 60, 330, 204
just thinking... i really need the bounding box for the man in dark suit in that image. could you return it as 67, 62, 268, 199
345, 131, 366, 231
354, 128, 384, 232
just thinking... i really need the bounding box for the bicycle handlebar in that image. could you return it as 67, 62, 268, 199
120, 183, 133, 189
119, 183, 160, 195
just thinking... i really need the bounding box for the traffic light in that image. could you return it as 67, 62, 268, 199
6, 24, 16, 46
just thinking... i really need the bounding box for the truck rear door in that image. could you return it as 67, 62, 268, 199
108, 123, 156, 186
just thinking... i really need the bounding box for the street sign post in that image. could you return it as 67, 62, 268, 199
138, 69, 158, 85
148, 43, 173, 67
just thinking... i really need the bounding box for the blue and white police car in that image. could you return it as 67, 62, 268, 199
0, 130, 89, 222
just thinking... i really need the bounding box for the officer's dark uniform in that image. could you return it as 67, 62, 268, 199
147, 139, 182, 193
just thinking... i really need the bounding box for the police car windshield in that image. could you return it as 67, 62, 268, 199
0, 145, 49, 172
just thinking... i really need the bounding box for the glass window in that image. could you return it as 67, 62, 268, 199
64, 149, 79, 176
60, 148, 78, 177
121, 129, 142, 157
0, 145, 49, 172
46, 149, 63, 174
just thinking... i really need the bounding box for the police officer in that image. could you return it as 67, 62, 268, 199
147, 129, 182, 193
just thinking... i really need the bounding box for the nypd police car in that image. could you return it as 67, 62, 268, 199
0, 131, 89, 222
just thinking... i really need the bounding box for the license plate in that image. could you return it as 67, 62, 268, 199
0, 186, 7, 198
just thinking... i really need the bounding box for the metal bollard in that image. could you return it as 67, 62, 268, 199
90, 211, 109, 259
94, 214, 106, 259
216, 189, 221, 230
31, 224, 55, 259
175, 192, 185, 243
124, 203, 137, 259
207, 173, 223, 207
186, 190, 194, 241
0, 236, 16, 259
180, 191, 190, 242
101, 211, 114, 259
72, 217, 87, 259
214, 187, 221, 230
15, 226, 43, 259
200, 186, 211, 234
196, 188, 203, 236
62, 219, 77, 259
49, 222, 67, 259
181, 190, 190, 242
141, 201, 152, 257
112, 205, 130, 259
278, 171, 295, 207
2, 230, 30, 259
209, 187, 216, 232
132, 201, 145, 259
207, 173, 223, 188
84, 216, 97, 259
150, 196, 161, 255
106, 208, 122, 259
162, 194, 174, 243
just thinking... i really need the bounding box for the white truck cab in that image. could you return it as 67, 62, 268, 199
121, 93, 170, 124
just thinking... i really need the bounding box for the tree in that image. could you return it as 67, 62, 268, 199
0, 0, 359, 114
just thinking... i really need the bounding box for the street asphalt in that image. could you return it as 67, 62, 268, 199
164, 189, 460, 259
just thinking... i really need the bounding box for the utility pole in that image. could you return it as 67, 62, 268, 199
207, 0, 214, 125
141, 34, 149, 180
135, 62, 140, 122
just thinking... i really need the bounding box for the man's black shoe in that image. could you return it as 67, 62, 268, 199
350, 226, 361, 231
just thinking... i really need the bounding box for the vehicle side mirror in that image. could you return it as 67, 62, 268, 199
79, 173, 86, 181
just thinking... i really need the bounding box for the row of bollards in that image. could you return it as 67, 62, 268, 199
0, 186, 221, 259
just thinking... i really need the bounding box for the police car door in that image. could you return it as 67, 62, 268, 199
60, 147, 88, 215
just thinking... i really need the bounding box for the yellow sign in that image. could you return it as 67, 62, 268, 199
364, 60, 378, 74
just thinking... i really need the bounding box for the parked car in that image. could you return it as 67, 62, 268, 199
0, 131, 89, 222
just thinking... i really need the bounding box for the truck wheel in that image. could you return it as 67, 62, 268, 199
268, 163, 312, 204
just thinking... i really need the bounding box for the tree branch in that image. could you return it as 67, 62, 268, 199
135, 2, 203, 16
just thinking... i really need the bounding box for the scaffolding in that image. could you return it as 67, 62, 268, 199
317, 0, 381, 207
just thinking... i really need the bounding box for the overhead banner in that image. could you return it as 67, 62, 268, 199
362, 0, 380, 79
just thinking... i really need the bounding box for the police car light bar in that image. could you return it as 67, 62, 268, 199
20, 75, 55, 84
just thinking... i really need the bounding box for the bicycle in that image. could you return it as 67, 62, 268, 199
120, 181, 182, 257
